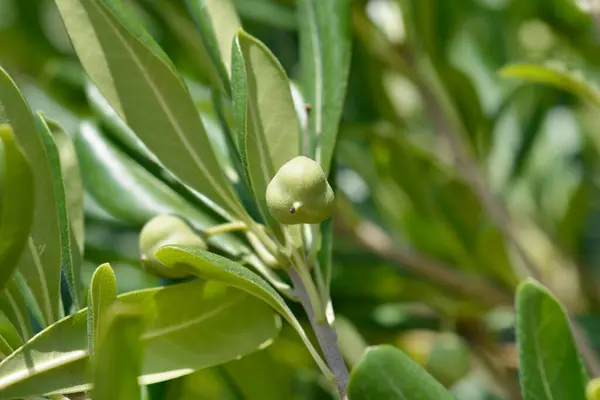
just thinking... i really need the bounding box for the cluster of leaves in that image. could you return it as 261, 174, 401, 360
2, 0, 600, 399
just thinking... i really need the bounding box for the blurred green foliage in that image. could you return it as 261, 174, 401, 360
3, 0, 600, 399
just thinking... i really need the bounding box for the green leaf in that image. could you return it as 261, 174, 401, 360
54, 0, 246, 220
0, 66, 63, 325
74, 122, 291, 295
297, 0, 352, 176
87, 263, 117, 359
516, 279, 588, 400
234, 0, 297, 31
0, 278, 33, 342
155, 246, 331, 379
0, 279, 279, 398
186, 0, 241, 92
231, 30, 299, 240
0, 311, 22, 360
34, 114, 84, 310
92, 302, 144, 400
0, 125, 34, 291
499, 63, 600, 106
46, 117, 85, 255
347, 345, 456, 400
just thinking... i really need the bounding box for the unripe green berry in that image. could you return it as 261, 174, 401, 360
425, 333, 471, 387
266, 156, 334, 225
587, 378, 600, 400
139, 214, 207, 279
397, 330, 470, 388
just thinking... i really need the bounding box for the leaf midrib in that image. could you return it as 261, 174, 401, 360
0, 292, 251, 390
93, 0, 245, 220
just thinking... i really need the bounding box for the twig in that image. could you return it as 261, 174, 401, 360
289, 268, 349, 399
336, 207, 513, 307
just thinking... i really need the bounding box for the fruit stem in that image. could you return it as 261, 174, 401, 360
292, 250, 326, 323
202, 221, 248, 238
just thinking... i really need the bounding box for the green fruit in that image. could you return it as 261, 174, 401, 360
139, 214, 207, 279
266, 156, 334, 225
397, 330, 470, 388
587, 378, 600, 400
425, 333, 471, 387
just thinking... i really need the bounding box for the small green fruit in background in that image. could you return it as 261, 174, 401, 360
266, 156, 334, 225
587, 378, 600, 400
139, 214, 207, 279
396, 330, 471, 388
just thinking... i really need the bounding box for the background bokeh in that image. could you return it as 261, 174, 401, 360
2, 0, 600, 399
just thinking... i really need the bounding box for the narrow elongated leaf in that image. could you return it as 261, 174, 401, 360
0, 67, 62, 325
0, 312, 22, 360
35, 114, 83, 310
54, 0, 246, 220
87, 264, 117, 358
186, 0, 241, 91
155, 246, 331, 379
0, 125, 34, 291
297, 0, 351, 176
93, 302, 144, 400
0, 279, 32, 342
516, 279, 588, 400
47, 118, 85, 254
0, 280, 279, 398
347, 345, 456, 400
232, 30, 299, 239
74, 122, 291, 295
499, 63, 600, 106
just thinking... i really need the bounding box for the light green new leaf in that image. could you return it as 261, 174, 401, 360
87, 263, 117, 359
186, 0, 241, 92
0, 67, 62, 325
516, 279, 588, 400
92, 302, 144, 400
499, 63, 600, 107
347, 345, 456, 400
0, 279, 279, 399
34, 114, 83, 310
297, 0, 351, 176
231, 30, 299, 240
155, 246, 331, 379
54, 0, 246, 220
0, 125, 34, 292
46, 118, 85, 254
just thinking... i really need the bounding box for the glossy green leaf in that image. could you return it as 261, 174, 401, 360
516, 279, 588, 400
87, 263, 117, 358
499, 63, 600, 106
186, 0, 241, 91
155, 246, 331, 379
54, 0, 246, 220
0, 66, 63, 325
74, 122, 291, 295
92, 302, 144, 400
231, 30, 299, 239
297, 0, 351, 176
0, 125, 34, 291
35, 114, 83, 310
347, 345, 456, 400
0, 279, 279, 398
